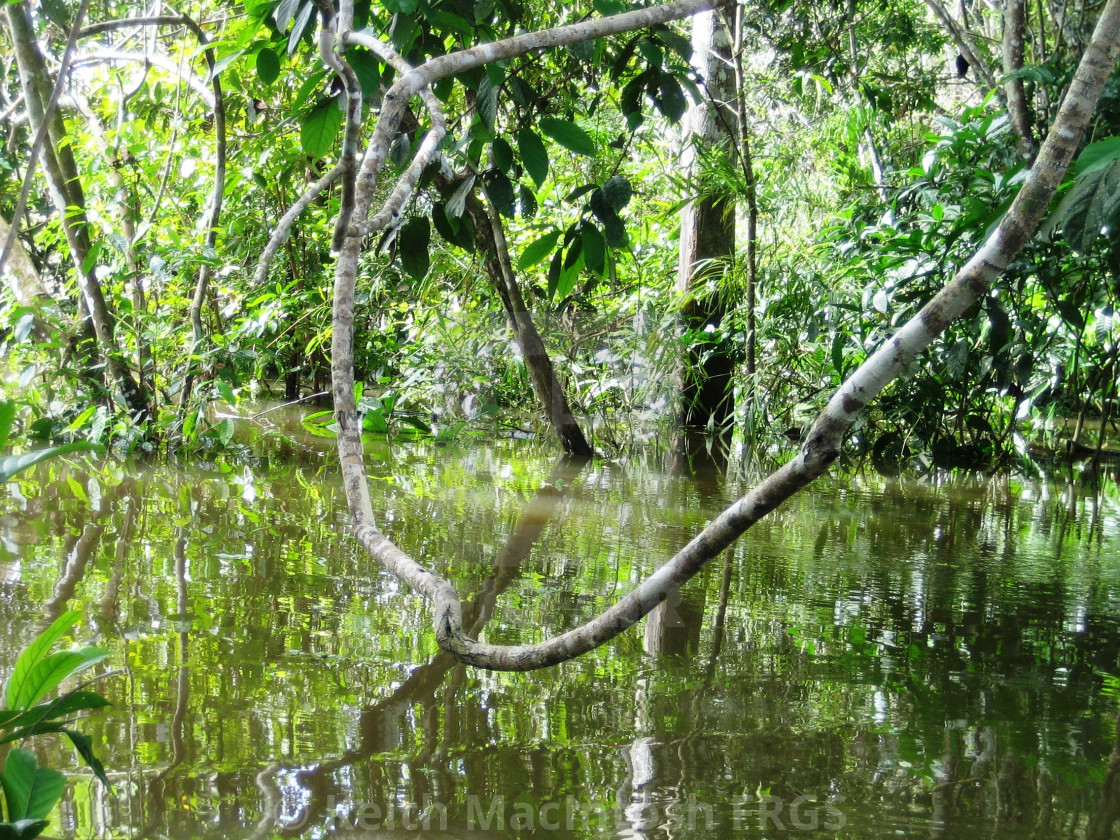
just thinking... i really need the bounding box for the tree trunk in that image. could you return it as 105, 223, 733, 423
4, 1, 149, 420
467, 193, 594, 457
1003, 0, 1036, 160
677, 4, 738, 433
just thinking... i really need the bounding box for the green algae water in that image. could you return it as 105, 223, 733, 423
2, 435, 1120, 839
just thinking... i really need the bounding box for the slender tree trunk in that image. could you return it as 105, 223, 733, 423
729, 4, 757, 383
468, 193, 594, 457
677, 3, 738, 433
5, 1, 149, 419
1004, 0, 1036, 160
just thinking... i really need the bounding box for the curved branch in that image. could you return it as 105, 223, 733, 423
334, 0, 1120, 671
78, 16, 189, 38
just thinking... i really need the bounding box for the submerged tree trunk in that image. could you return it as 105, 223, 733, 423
467, 193, 594, 457
677, 4, 738, 433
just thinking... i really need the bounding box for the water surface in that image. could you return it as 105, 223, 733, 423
2, 434, 1120, 839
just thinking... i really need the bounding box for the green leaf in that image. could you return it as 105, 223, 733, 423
63, 731, 110, 790
0, 443, 104, 483
399, 217, 431, 280
288, 1, 314, 54
518, 230, 561, 271
39, 0, 70, 29
209, 48, 246, 81
400, 415, 431, 434
655, 71, 687, 123
300, 99, 344, 159
547, 249, 563, 301
5, 648, 109, 713
255, 47, 280, 85
516, 128, 549, 188
362, 405, 388, 434
556, 248, 584, 301
1, 750, 65, 821
0, 401, 16, 450
518, 184, 537, 219
601, 175, 633, 211
538, 117, 597, 157
483, 171, 515, 218
348, 48, 383, 98
0, 818, 50, 839
581, 222, 606, 274
384, 0, 418, 14
1075, 136, 1120, 176
831, 332, 846, 376
1043, 158, 1120, 251
492, 138, 514, 174
5, 612, 80, 711
602, 215, 627, 248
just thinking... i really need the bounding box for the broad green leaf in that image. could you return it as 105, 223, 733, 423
556, 249, 585, 302
476, 75, 498, 135
39, 0, 69, 28
292, 69, 327, 111
831, 332, 845, 376
400, 415, 431, 434
273, 0, 299, 30
430, 9, 472, 35
255, 47, 280, 85
602, 215, 627, 248
6, 648, 109, 713
4, 612, 80, 711
1075, 136, 1120, 176
593, 0, 625, 13
432, 203, 475, 251
492, 137, 514, 174
399, 217, 431, 280
539, 117, 597, 158
581, 223, 606, 274
518, 184, 537, 219
363, 405, 389, 434
516, 128, 549, 188
348, 48, 383, 98
300, 99, 344, 159
1, 750, 65, 821
0, 721, 65, 747
518, 230, 561, 271
601, 175, 633, 211
655, 71, 687, 123
483, 171, 515, 218
0, 401, 16, 450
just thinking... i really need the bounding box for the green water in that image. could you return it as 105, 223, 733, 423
3, 434, 1120, 839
